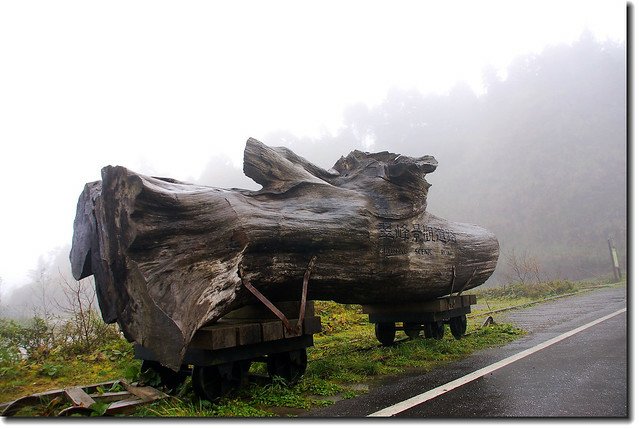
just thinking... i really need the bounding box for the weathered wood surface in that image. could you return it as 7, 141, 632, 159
70, 137, 499, 370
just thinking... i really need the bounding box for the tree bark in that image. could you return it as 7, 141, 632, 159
70, 138, 499, 370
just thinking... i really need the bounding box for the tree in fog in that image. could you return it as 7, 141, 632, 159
30, 257, 54, 323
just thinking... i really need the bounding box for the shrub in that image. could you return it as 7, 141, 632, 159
57, 310, 122, 356
477, 280, 578, 301
0, 317, 55, 361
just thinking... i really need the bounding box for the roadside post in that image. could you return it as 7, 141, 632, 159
607, 238, 622, 282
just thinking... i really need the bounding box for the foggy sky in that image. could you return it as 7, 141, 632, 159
0, 1, 627, 304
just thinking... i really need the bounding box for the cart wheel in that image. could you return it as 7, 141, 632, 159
426, 321, 445, 340
375, 322, 396, 346
141, 360, 188, 392
192, 360, 249, 401
449, 315, 467, 340
403, 322, 421, 339
267, 349, 308, 383
423, 322, 433, 338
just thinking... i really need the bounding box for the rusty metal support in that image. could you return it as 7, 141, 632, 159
447, 266, 457, 308
296, 256, 317, 334
457, 269, 477, 297
239, 256, 316, 336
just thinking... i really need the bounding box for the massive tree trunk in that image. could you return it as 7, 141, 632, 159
70, 138, 499, 370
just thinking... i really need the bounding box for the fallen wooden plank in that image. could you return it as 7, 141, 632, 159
89, 391, 133, 403
2, 379, 167, 417
105, 398, 154, 415
120, 382, 167, 401
64, 387, 96, 408
76, 379, 122, 394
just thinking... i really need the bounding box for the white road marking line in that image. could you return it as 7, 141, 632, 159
368, 307, 627, 417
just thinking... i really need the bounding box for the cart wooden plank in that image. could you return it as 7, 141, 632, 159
362, 295, 476, 316
261, 320, 284, 342
190, 324, 238, 349
190, 316, 322, 350
303, 316, 322, 335
237, 323, 262, 346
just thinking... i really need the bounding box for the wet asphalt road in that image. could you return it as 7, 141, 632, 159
304, 285, 628, 418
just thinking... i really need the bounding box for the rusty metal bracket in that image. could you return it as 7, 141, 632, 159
448, 266, 457, 308
239, 256, 317, 336
296, 255, 317, 334
482, 315, 495, 327
457, 268, 477, 297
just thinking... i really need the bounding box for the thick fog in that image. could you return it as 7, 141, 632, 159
194, 33, 626, 284
0, 33, 626, 318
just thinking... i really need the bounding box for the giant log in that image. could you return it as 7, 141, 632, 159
70, 138, 499, 370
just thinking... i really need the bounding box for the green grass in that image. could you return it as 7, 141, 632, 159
473, 278, 624, 315
476, 279, 579, 301
0, 336, 139, 404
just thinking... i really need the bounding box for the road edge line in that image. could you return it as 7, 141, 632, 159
367, 307, 627, 417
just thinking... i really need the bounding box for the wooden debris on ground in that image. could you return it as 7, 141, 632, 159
0, 379, 167, 417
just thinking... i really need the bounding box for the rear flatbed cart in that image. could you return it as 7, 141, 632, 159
363, 295, 477, 345
134, 301, 321, 401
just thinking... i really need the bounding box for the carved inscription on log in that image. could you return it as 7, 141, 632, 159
378, 221, 457, 258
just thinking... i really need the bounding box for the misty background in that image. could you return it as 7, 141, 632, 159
0, 31, 625, 319
205, 32, 627, 280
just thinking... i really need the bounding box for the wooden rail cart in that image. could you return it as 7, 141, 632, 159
134, 301, 322, 401
363, 295, 477, 345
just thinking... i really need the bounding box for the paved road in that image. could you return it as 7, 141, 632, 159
304, 286, 627, 418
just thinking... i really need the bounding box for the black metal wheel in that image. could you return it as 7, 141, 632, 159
449, 314, 467, 340
375, 322, 396, 346
267, 349, 308, 383
141, 360, 188, 392
192, 360, 250, 401
403, 322, 422, 339
426, 321, 445, 340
